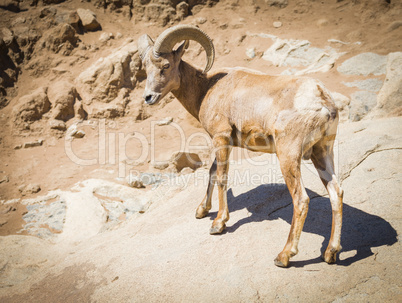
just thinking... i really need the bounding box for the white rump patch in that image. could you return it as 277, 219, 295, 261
294, 79, 326, 112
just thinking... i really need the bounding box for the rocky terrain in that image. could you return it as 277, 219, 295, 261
0, 0, 401, 302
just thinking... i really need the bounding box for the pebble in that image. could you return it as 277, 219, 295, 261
67, 124, 86, 139
23, 140, 43, 148
0, 175, 9, 184
246, 48, 256, 59
152, 161, 170, 170
19, 184, 41, 196
99, 32, 114, 43
196, 17, 207, 24
317, 19, 329, 27
126, 175, 145, 188
180, 167, 194, 175
49, 120, 67, 131
156, 117, 173, 126
72, 130, 85, 138
273, 21, 282, 28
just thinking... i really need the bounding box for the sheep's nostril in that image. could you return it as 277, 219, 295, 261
145, 95, 153, 102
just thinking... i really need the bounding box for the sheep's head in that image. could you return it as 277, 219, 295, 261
138, 25, 215, 105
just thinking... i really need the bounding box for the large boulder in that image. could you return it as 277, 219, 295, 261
0, 0, 19, 12
77, 8, 101, 31
76, 40, 140, 104
13, 87, 51, 127
348, 91, 377, 122
0, 38, 19, 109
34, 23, 78, 56
262, 36, 344, 75
337, 52, 387, 76
48, 81, 79, 121
369, 52, 402, 118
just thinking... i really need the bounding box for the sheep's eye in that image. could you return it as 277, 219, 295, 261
162, 63, 170, 70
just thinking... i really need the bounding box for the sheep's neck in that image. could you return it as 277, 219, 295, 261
171, 61, 211, 121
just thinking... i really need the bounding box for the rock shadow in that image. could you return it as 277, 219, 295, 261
208, 184, 397, 267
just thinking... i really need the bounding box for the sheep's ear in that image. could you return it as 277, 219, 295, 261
174, 40, 189, 59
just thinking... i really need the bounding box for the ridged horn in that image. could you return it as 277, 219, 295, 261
138, 34, 154, 61
153, 25, 215, 73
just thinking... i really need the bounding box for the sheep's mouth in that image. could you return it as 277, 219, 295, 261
144, 93, 161, 105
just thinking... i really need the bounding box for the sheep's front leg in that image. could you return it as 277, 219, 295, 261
196, 159, 217, 219
210, 135, 232, 235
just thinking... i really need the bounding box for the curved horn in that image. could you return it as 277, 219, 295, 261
153, 25, 215, 73
138, 34, 154, 61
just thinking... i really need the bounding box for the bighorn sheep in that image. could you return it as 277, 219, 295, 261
138, 25, 343, 268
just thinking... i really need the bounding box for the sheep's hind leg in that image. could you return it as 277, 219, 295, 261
311, 143, 343, 264
274, 149, 309, 268
209, 135, 232, 235
196, 159, 217, 219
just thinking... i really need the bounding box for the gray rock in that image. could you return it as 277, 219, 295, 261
245, 48, 256, 59
77, 8, 101, 31
342, 79, 383, 92
370, 52, 402, 117
262, 37, 344, 75
92, 179, 153, 216
349, 91, 377, 122
22, 198, 66, 237
138, 173, 160, 186
266, 0, 288, 8
337, 53, 387, 76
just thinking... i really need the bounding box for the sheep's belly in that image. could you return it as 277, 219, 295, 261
235, 132, 276, 153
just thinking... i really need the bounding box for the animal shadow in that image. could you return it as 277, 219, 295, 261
210, 184, 397, 267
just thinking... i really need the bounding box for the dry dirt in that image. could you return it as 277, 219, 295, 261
0, 0, 401, 302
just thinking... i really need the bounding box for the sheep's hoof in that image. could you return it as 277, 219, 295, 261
195, 207, 209, 219
274, 254, 290, 268
322, 248, 339, 264
209, 223, 225, 235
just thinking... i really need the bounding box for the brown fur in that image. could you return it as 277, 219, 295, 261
141, 45, 343, 268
